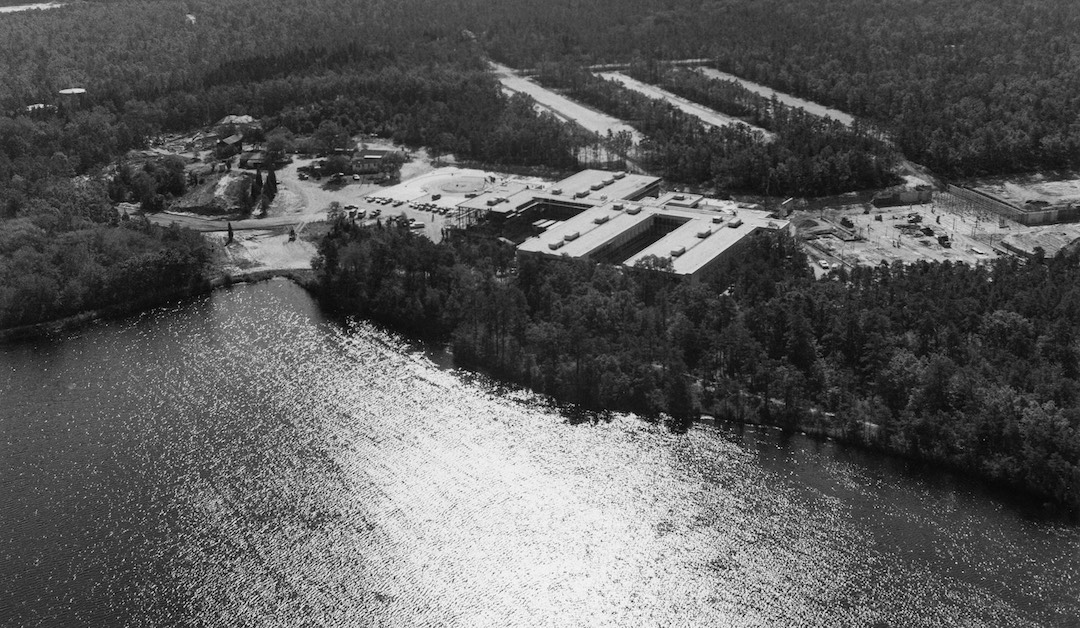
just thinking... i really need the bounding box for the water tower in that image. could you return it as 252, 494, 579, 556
57, 87, 86, 115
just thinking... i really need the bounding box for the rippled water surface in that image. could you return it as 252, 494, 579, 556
1, 280, 1078, 627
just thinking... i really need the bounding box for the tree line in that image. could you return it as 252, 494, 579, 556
539, 64, 897, 196
313, 220, 1080, 511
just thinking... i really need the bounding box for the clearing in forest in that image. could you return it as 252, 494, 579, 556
696, 67, 855, 127
0, 2, 65, 13
490, 62, 643, 144
597, 72, 774, 140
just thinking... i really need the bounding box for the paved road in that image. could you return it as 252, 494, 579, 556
145, 211, 325, 232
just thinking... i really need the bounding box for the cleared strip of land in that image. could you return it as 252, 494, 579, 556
597, 72, 773, 139
490, 62, 644, 144
697, 67, 855, 126
0, 2, 65, 13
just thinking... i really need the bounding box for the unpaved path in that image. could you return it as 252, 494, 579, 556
490, 62, 643, 143
597, 72, 773, 139
697, 67, 855, 126
0, 2, 67, 13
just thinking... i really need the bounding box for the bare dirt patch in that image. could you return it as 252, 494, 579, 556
969, 173, 1080, 208
491, 62, 644, 143
207, 229, 317, 275
697, 67, 855, 126
597, 72, 773, 139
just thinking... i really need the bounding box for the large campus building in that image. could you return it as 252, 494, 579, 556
499, 170, 791, 284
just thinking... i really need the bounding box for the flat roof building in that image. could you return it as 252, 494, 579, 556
541, 169, 661, 203
517, 191, 790, 284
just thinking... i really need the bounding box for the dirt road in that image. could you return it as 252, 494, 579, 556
490, 62, 643, 143
697, 67, 855, 127
597, 72, 773, 139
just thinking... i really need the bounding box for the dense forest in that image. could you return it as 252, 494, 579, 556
476, 0, 1080, 178
538, 64, 898, 196
2, 0, 1080, 179
313, 220, 1080, 511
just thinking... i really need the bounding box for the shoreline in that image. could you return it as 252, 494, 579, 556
0, 267, 315, 343
2, 271, 1072, 517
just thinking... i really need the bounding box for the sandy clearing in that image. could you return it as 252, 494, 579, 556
972, 175, 1080, 207
597, 72, 773, 140
697, 68, 855, 127
207, 230, 317, 275
490, 62, 644, 143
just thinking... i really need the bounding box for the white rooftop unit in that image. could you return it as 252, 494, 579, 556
727, 218, 743, 228
548, 241, 564, 250
593, 215, 610, 224
564, 231, 580, 241
670, 246, 686, 257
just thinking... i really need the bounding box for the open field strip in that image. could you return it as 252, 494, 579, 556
490, 62, 644, 144
597, 71, 774, 140
697, 67, 855, 126
0, 2, 65, 13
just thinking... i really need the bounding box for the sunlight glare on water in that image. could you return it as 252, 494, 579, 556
1, 280, 1077, 627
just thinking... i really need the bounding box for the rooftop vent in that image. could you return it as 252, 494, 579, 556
696, 229, 712, 238
548, 241, 564, 250
626, 206, 641, 215
564, 231, 580, 241
614, 171, 626, 179
711, 216, 724, 224
670, 246, 686, 257
593, 215, 610, 225
727, 218, 743, 228
550, 188, 562, 195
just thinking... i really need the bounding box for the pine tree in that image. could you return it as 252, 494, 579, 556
251, 169, 263, 200
264, 168, 278, 200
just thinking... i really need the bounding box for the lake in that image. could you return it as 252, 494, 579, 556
1, 280, 1077, 627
